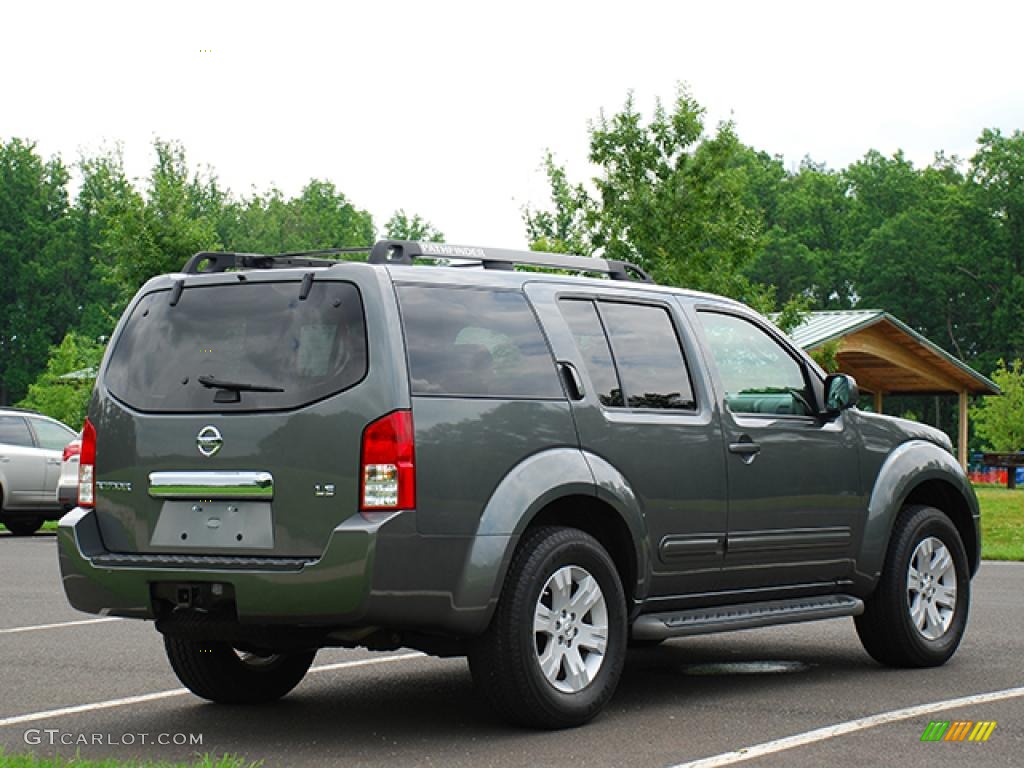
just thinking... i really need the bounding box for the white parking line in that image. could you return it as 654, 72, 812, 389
0, 652, 424, 728
669, 685, 1024, 768
0, 617, 122, 635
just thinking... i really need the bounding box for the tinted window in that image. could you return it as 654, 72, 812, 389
398, 286, 561, 399
0, 415, 34, 448
698, 312, 813, 416
559, 300, 623, 407
105, 281, 367, 412
600, 302, 696, 410
29, 418, 76, 451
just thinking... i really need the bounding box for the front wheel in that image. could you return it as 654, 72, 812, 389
468, 526, 627, 729
164, 637, 315, 704
855, 505, 970, 667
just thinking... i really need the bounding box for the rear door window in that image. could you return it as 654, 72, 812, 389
28, 418, 77, 451
559, 299, 696, 411
599, 302, 696, 410
104, 281, 367, 412
558, 300, 624, 407
397, 286, 562, 399
0, 415, 34, 448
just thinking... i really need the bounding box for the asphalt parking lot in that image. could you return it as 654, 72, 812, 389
1, 531, 1021, 767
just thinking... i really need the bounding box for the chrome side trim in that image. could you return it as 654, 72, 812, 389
148, 471, 274, 500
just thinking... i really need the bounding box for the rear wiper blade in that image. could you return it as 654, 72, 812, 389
198, 375, 284, 393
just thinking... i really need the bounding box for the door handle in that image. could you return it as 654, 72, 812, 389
729, 440, 761, 457
47, 458, 62, 465
558, 361, 586, 401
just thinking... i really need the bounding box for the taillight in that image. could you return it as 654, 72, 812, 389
78, 418, 96, 508
360, 410, 415, 511
63, 440, 81, 463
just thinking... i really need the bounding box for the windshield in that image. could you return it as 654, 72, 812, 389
104, 280, 367, 412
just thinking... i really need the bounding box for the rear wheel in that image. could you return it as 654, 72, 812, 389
3, 518, 43, 536
855, 505, 970, 667
468, 526, 627, 728
628, 637, 665, 649
164, 637, 315, 704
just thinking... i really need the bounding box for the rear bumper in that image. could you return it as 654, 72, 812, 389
57, 482, 77, 510
57, 507, 508, 636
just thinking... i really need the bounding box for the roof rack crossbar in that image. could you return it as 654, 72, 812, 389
182, 247, 372, 274
368, 240, 654, 283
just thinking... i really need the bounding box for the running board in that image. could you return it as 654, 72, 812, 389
631, 594, 864, 641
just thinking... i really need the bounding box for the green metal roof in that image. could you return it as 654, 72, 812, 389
786, 309, 886, 348
785, 310, 1000, 395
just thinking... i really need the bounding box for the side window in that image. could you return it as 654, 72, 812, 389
697, 312, 814, 416
29, 418, 77, 451
558, 300, 624, 407
397, 286, 562, 399
560, 299, 696, 411
599, 302, 696, 410
0, 416, 34, 448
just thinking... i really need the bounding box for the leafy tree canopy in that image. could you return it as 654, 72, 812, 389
384, 209, 444, 242
525, 87, 782, 314
971, 360, 1024, 452
17, 331, 104, 430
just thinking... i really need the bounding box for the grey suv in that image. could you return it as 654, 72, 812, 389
1, 408, 78, 535
58, 241, 980, 728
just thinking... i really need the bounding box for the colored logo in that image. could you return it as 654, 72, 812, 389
920, 720, 997, 742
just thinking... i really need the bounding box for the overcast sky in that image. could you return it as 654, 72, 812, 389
4, 1, 1023, 248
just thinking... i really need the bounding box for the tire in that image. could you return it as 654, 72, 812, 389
164, 637, 315, 704
468, 526, 627, 729
855, 505, 970, 668
628, 637, 665, 649
4, 518, 43, 536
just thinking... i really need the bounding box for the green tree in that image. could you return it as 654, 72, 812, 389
217, 181, 374, 254
17, 331, 104, 429
524, 87, 778, 312
855, 161, 975, 359
103, 139, 224, 296
971, 359, 1024, 452
0, 138, 72, 404
70, 146, 141, 338
961, 129, 1024, 370
384, 209, 444, 241
748, 160, 854, 308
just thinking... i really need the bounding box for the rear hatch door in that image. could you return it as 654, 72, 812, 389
91, 266, 406, 557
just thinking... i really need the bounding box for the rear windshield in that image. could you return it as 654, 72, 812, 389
105, 281, 367, 412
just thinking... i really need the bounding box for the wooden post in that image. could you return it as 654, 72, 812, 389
958, 390, 969, 470
873, 391, 884, 414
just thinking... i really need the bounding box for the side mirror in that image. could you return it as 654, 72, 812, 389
824, 373, 859, 413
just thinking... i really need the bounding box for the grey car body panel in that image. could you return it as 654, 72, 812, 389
525, 282, 728, 599
410, 398, 579, 536
59, 505, 389, 623
683, 303, 867, 592
58, 254, 982, 642
852, 411, 980, 585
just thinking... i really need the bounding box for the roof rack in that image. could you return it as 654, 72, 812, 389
369, 240, 654, 282
181, 247, 371, 274
180, 241, 654, 283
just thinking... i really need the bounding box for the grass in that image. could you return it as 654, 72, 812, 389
976, 484, 1024, 561
0, 755, 258, 768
